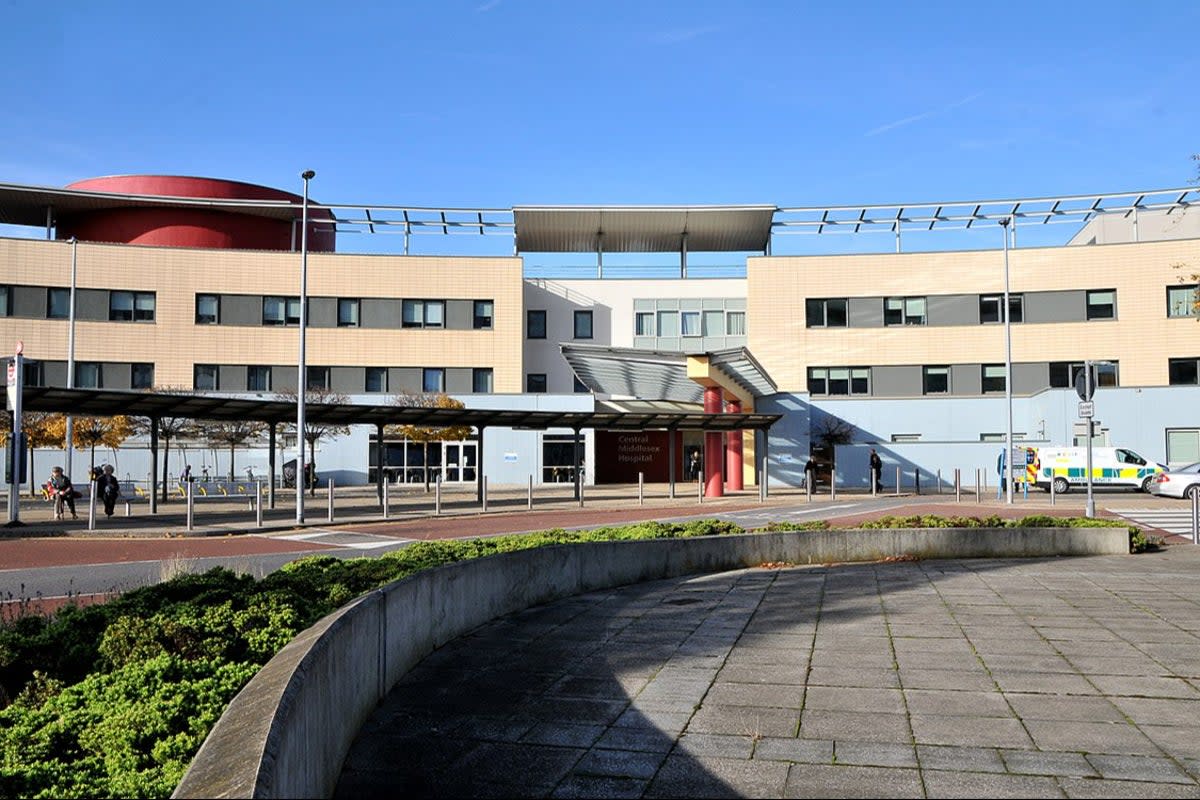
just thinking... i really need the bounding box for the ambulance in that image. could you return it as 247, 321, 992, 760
1028, 447, 1168, 494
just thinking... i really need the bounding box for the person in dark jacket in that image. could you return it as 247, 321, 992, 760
869, 448, 883, 492
95, 465, 121, 518
48, 466, 77, 520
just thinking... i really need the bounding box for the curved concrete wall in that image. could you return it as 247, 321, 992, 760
172, 527, 1129, 799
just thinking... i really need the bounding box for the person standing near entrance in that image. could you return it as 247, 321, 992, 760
869, 448, 883, 492
688, 450, 701, 481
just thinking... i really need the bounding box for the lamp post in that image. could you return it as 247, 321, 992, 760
296, 170, 315, 524
65, 237, 77, 478
1000, 218, 1014, 505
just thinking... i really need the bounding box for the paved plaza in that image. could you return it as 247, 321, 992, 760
336, 546, 1200, 799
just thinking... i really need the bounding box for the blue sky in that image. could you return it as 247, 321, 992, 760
2, 0, 1198, 254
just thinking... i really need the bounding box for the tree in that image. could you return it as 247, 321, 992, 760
277, 387, 351, 495
0, 411, 64, 496
204, 420, 267, 482
387, 392, 473, 490
129, 387, 202, 502
67, 415, 134, 477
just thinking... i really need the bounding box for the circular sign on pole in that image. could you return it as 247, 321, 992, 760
14, 340, 22, 356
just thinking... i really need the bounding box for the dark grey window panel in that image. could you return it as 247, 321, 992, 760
221, 295, 263, 326
926, 294, 978, 326
389, 367, 423, 394
362, 299, 402, 329
76, 289, 109, 321
951, 364, 981, 395
1013, 363, 1048, 394
871, 366, 923, 396
40, 361, 67, 387
445, 367, 472, 394
329, 366, 362, 394
847, 297, 883, 327
219, 365, 248, 391
445, 300, 473, 330
274, 365, 299, 392
12, 286, 45, 317
307, 298, 337, 328
100, 362, 132, 390
1024, 290, 1084, 323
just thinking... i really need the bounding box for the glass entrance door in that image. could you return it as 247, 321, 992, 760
442, 442, 477, 483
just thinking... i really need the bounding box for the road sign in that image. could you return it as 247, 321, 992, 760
1078, 401, 1095, 418
1074, 364, 1098, 400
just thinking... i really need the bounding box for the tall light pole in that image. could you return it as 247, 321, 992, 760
65, 237, 78, 479
1000, 218, 1014, 505
296, 170, 315, 523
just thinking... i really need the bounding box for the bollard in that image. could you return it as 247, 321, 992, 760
915, 470, 920, 496
831, 471, 837, 500
186, 479, 194, 532
87, 488, 96, 531
975, 468, 981, 503
936, 469, 942, 495
435, 476, 441, 516
579, 475, 585, 508
1050, 478, 1056, 506
327, 478, 335, 522
528, 474, 533, 510
895, 466, 901, 497
638, 472, 644, 506
955, 468, 961, 502
871, 468, 877, 498
1192, 490, 1199, 545
256, 480, 264, 528
806, 472, 812, 503
382, 479, 390, 520
125, 499, 133, 517
482, 476, 488, 513
698, 473, 703, 504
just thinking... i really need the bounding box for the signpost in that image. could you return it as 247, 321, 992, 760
6, 342, 24, 525
1076, 360, 1096, 518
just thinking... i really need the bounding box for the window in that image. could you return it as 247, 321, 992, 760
1167, 285, 1199, 318
891, 434, 922, 443
1086, 289, 1115, 320
1049, 361, 1119, 389
573, 375, 590, 393
980, 294, 1023, 324
806, 298, 848, 328
1166, 429, 1200, 466
635, 312, 654, 336
366, 367, 388, 393
526, 373, 547, 393
981, 364, 1006, 393
131, 363, 154, 390
402, 299, 444, 329
472, 368, 493, 393
75, 362, 101, 389
657, 310, 679, 337
885, 296, 926, 326
0, 285, 10, 317
194, 365, 219, 391
47, 288, 70, 319
574, 309, 594, 339
306, 366, 330, 391
922, 366, 950, 394
337, 298, 360, 327
473, 300, 494, 330
726, 311, 746, 336
109, 291, 155, 322
422, 368, 444, 393
263, 296, 301, 326
1169, 358, 1199, 386
247, 366, 272, 392
680, 310, 701, 337
703, 310, 724, 337
23, 362, 44, 387
196, 294, 220, 324
527, 309, 547, 339
808, 367, 870, 396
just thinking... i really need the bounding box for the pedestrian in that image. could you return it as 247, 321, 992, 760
181, 464, 192, 484
688, 450, 701, 480
48, 466, 78, 520
869, 448, 883, 492
95, 465, 121, 518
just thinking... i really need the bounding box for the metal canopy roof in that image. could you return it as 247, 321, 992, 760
513, 206, 777, 253
561, 345, 778, 405
16, 387, 781, 432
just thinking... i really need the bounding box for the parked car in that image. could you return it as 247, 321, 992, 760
1148, 462, 1200, 500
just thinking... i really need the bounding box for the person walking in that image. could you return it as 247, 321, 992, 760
48, 466, 78, 520
869, 448, 883, 492
95, 465, 121, 518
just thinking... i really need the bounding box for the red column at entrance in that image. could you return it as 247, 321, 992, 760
725, 398, 744, 491
703, 387, 724, 498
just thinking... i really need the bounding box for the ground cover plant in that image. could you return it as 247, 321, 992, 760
0, 514, 1149, 798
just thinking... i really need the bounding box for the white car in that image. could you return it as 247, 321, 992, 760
1148, 462, 1200, 500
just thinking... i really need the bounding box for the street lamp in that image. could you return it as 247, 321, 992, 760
296, 170, 315, 524
1000, 218, 1014, 505
65, 237, 77, 479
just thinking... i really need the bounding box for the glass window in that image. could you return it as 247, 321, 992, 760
726, 310, 746, 336
306, 366, 330, 391
574, 309, 593, 339
23, 362, 45, 387
635, 312, 654, 336
0, 285, 9, 317
923, 366, 950, 394
422, 368, 444, 393
263, 296, 295, 325
573, 375, 590, 393
808, 366, 869, 395
526, 373, 547, 393
131, 363, 154, 390
424, 300, 444, 328
703, 310, 724, 336
109, 291, 134, 321
134, 292, 155, 322
247, 366, 272, 391
402, 299, 444, 329
48, 288, 70, 319
1166, 429, 1200, 466
1169, 358, 1199, 385
337, 298, 360, 327
1086, 289, 1115, 320
366, 367, 388, 393
827, 299, 848, 327
1052, 361, 1119, 389
527, 309, 546, 339
806, 298, 847, 328
472, 368, 493, 393
904, 297, 926, 325
75, 362, 101, 389
680, 310, 701, 337
828, 368, 850, 395
657, 310, 679, 337
194, 364, 219, 391
885, 296, 927, 326
808, 368, 827, 395
980, 294, 1023, 323
981, 364, 1006, 393
1167, 285, 1199, 318
402, 299, 421, 328
196, 294, 220, 324
850, 368, 870, 395
473, 300, 494, 329
883, 297, 903, 326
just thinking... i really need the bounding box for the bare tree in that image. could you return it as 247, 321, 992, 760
130, 387, 201, 502
277, 387, 351, 495
204, 420, 267, 483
